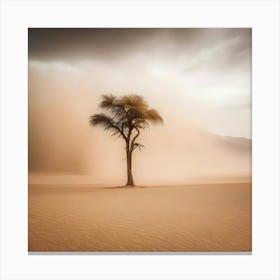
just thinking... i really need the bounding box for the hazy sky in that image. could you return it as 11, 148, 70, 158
29, 28, 251, 138
28, 28, 251, 182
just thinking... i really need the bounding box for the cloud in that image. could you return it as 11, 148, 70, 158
28, 28, 251, 65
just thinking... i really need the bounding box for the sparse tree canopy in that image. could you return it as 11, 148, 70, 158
89, 94, 163, 186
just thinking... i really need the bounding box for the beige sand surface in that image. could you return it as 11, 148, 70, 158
28, 183, 251, 252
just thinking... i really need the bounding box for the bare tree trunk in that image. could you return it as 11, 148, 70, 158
125, 143, 135, 186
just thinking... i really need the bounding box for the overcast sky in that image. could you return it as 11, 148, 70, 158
29, 28, 251, 138
28, 28, 251, 180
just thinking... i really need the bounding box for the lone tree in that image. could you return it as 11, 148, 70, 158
89, 94, 163, 186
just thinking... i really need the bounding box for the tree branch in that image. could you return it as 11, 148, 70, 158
132, 143, 144, 151
130, 127, 140, 153
114, 122, 127, 140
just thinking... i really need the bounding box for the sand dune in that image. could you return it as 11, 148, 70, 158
28, 183, 251, 252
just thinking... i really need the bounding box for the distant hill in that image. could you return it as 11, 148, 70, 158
210, 134, 251, 153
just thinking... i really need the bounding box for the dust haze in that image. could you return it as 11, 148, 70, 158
28, 28, 251, 185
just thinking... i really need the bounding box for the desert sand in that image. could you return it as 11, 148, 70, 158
28, 183, 251, 252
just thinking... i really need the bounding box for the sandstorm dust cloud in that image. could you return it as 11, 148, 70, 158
28, 28, 251, 185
